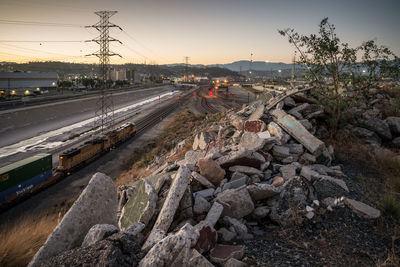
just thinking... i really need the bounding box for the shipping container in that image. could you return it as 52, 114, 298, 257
0, 153, 52, 204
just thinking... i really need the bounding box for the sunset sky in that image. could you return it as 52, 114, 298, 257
0, 0, 399, 65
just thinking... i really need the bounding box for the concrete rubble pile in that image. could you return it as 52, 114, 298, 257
30, 92, 383, 267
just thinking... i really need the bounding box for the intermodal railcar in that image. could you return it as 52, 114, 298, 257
0, 122, 137, 208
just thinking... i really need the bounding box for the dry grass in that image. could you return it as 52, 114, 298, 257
328, 133, 400, 218
0, 199, 74, 267
115, 108, 205, 186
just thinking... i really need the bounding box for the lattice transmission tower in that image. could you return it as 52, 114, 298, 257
86, 11, 122, 133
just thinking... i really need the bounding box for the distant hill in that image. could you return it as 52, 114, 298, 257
218, 60, 297, 72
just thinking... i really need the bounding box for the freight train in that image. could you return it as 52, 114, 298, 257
0, 122, 136, 208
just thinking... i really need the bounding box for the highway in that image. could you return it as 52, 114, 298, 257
0, 85, 180, 167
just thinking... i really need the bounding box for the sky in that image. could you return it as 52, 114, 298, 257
0, 0, 399, 65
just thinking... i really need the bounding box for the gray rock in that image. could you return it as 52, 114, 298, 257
313, 176, 349, 199
146, 172, 173, 194
231, 171, 249, 181
361, 118, 392, 140
229, 165, 262, 175
223, 216, 249, 239
283, 96, 296, 108
286, 143, 304, 154
299, 119, 313, 131
194, 195, 211, 215
300, 166, 320, 181
29, 173, 118, 266
216, 149, 265, 169
344, 198, 381, 219
386, 116, 400, 135
257, 130, 271, 139
81, 224, 119, 248
199, 157, 226, 186
125, 222, 145, 236
393, 137, 400, 148
139, 224, 199, 267
280, 164, 297, 180
351, 127, 382, 145
218, 227, 236, 242
238, 132, 266, 151
222, 177, 247, 191
247, 183, 282, 201
272, 145, 290, 159
299, 153, 316, 165
119, 179, 157, 230
191, 171, 216, 189
193, 188, 216, 199
252, 206, 270, 219
215, 187, 254, 219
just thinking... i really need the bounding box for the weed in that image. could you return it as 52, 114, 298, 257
382, 194, 400, 219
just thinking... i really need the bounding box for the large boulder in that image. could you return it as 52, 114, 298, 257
198, 157, 226, 186
215, 186, 254, 218
386, 116, 400, 135
29, 173, 118, 266
119, 179, 158, 230
216, 149, 265, 169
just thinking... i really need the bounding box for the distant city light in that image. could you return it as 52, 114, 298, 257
278, 69, 282, 73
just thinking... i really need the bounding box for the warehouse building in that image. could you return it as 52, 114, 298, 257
0, 72, 58, 96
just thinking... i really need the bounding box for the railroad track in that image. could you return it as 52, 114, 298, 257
135, 102, 179, 134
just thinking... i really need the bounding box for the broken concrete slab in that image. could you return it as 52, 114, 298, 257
344, 198, 381, 219
215, 186, 254, 219
198, 157, 226, 186
119, 179, 158, 230
188, 249, 215, 267
152, 165, 191, 232
193, 132, 212, 150
247, 183, 282, 201
210, 244, 245, 265
248, 103, 265, 121
216, 149, 265, 169
191, 171, 216, 189
205, 202, 224, 227
29, 173, 118, 267
145, 172, 173, 194
267, 121, 285, 141
270, 109, 325, 155
194, 195, 211, 215
229, 165, 262, 175
139, 223, 199, 267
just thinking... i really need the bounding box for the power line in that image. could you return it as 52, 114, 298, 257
121, 30, 167, 62
0, 19, 84, 27
0, 40, 83, 43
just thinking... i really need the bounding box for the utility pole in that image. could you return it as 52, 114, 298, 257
86, 11, 122, 134
184, 56, 190, 83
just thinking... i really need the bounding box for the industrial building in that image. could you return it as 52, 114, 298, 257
0, 72, 58, 96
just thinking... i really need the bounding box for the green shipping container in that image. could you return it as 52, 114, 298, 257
0, 153, 52, 193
